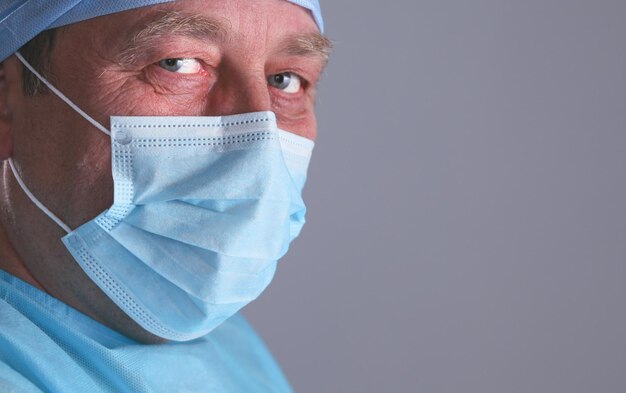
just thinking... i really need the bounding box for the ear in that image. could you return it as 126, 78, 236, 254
0, 58, 14, 160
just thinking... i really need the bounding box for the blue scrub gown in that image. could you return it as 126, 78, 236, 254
0, 270, 293, 392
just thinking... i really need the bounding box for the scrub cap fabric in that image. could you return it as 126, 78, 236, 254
0, 0, 324, 62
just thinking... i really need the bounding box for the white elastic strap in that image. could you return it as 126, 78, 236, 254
14, 52, 111, 137
7, 158, 72, 234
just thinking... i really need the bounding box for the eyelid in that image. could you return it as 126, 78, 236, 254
116, 36, 222, 67
270, 58, 322, 85
288, 72, 306, 84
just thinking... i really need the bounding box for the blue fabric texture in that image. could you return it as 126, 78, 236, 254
61, 112, 312, 342
0, 269, 293, 392
0, 0, 324, 62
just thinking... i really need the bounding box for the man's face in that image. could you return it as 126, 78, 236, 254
0, 0, 328, 341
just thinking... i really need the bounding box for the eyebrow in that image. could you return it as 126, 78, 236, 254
115, 11, 226, 66
114, 10, 333, 66
278, 33, 334, 63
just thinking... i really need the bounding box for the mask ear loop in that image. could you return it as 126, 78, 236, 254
7, 159, 72, 234
14, 52, 111, 136
10, 51, 111, 234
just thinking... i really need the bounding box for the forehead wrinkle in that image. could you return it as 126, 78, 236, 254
115, 10, 228, 66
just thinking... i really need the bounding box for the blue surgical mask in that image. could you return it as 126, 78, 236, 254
10, 52, 313, 341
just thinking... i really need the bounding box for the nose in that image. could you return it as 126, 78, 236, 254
203, 68, 271, 116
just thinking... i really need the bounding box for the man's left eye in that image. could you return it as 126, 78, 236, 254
158, 58, 202, 74
268, 72, 302, 94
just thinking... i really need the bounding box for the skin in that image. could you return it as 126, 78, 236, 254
0, 0, 326, 343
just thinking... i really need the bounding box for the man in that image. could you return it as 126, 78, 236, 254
0, 0, 330, 391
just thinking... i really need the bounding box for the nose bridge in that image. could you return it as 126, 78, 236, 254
205, 67, 271, 116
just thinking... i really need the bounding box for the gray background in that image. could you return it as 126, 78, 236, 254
245, 1, 626, 392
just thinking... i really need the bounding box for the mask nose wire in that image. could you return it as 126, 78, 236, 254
7, 158, 72, 234
14, 52, 111, 137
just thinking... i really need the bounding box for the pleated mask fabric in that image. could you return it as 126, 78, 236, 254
63, 113, 313, 341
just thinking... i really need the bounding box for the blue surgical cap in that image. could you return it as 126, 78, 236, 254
0, 0, 323, 62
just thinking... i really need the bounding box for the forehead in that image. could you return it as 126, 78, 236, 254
89, 0, 320, 47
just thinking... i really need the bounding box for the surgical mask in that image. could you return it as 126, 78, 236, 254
10, 52, 314, 341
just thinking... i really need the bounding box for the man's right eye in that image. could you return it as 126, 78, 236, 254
158, 58, 202, 74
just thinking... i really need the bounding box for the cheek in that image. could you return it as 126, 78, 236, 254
141, 66, 214, 108
278, 113, 317, 141
273, 93, 317, 141
68, 143, 114, 223
78, 71, 213, 120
